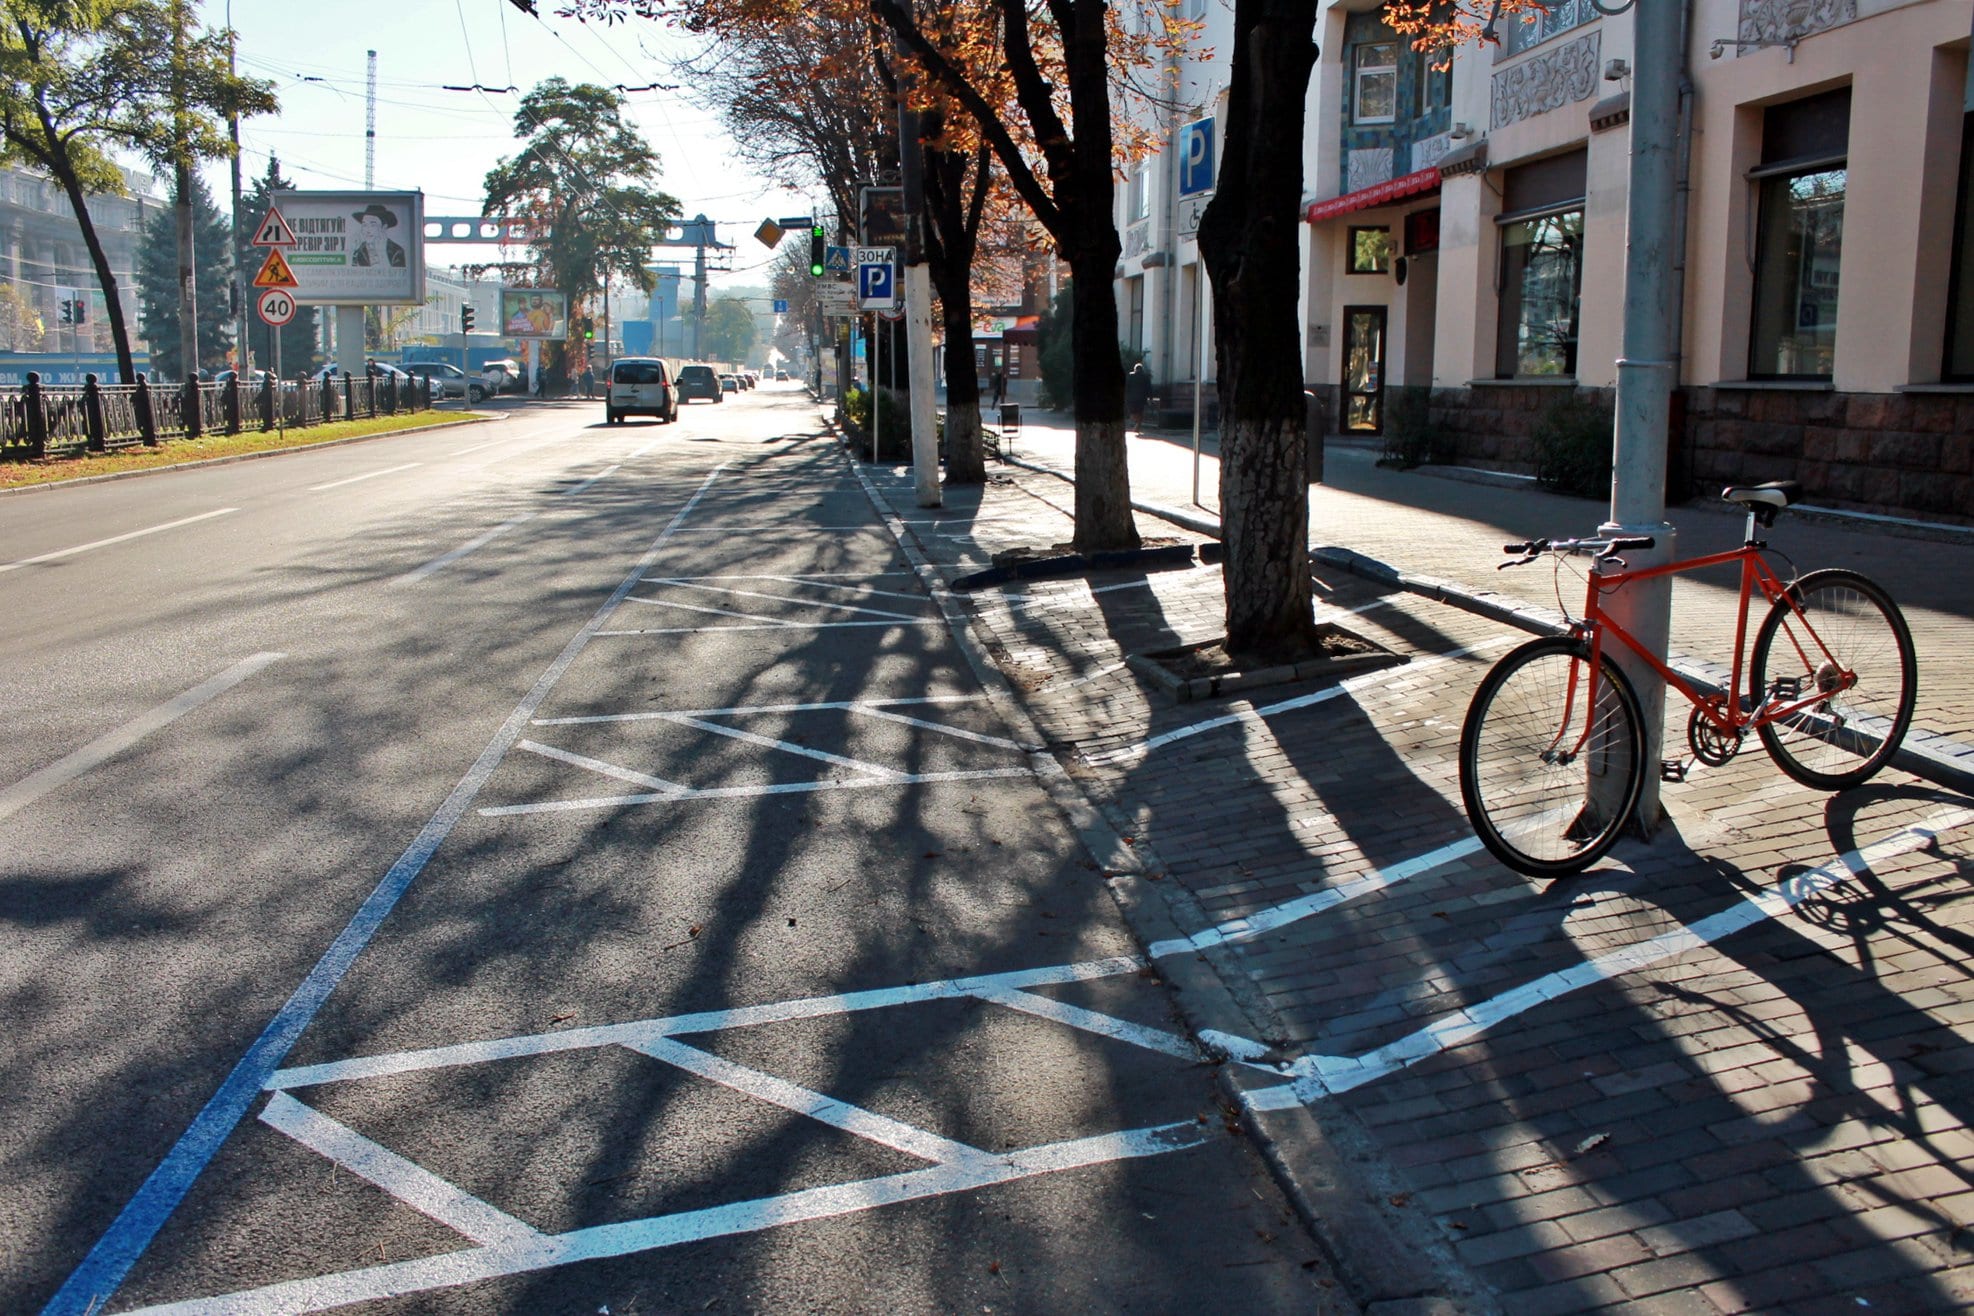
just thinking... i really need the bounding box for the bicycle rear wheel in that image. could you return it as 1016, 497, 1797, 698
1751, 568, 1916, 790
1460, 637, 1646, 877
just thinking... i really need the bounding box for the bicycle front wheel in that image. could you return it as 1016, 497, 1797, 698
1460, 637, 1646, 878
1751, 568, 1916, 790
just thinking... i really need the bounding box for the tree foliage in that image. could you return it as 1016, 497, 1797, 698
136, 170, 233, 378
0, 0, 275, 381
481, 77, 683, 349
703, 296, 757, 362
0, 281, 45, 351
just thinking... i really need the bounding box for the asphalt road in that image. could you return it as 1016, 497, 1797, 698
0, 387, 1351, 1314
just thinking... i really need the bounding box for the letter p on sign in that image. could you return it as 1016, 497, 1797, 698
1179, 117, 1215, 198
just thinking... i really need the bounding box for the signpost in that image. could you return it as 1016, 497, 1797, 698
857, 261, 897, 312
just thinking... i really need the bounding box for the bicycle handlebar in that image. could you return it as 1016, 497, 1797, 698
1498, 535, 1656, 568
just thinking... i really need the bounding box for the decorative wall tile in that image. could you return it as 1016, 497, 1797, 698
1348, 148, 1395, 194
1490, 31, 1601, 130
1738, 0, 1856, 49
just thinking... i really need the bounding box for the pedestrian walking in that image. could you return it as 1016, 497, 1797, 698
990, 368, 1005, 408
533, 365, 544, 398
1124, 361, 1151, 433
580, 365, 595, 399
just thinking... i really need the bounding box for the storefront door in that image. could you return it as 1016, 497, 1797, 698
1341, 305, 1387, 434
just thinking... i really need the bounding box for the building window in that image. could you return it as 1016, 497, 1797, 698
1944, 113, 1974, 380
1127, 275, 1145, 354
1495, 150, 1586, 379
1749, 89, 1849, 380
1354, 42, 1398, 124
1413, 45, 1451, 112
1349, 227, 1393, 273
1502, 0, 1594, 55
1129, 163, 1150, 222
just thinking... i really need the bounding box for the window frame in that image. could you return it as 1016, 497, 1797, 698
1353, 41, 1399, 125
1349, 226, 1393, 275
1495, 204, 1585, 379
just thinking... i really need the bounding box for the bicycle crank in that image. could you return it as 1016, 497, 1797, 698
1687, 705, 1744, 766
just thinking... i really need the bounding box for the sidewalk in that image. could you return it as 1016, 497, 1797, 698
859, 416, 1974, 1315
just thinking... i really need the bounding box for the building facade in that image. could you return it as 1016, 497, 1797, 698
0, 163, 163, 356
1117, 0, 1974, 524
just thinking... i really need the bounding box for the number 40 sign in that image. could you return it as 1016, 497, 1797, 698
257, 288, 297, 327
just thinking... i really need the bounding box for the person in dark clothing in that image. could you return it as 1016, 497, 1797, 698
1124, 361, 1152, 432
990, 369, 1005, 407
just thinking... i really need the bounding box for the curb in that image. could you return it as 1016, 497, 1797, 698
950, 542, 1197, 593
846, 432, 1499, 1313
0, 411, 499, 497
1005, 455, 1974, 802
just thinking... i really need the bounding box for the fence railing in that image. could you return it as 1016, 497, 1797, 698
0, 369, 434, 461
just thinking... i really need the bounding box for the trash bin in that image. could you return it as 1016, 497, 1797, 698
998, 402, 1021, 459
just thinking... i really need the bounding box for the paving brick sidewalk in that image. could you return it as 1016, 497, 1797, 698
856, 427, 1974, 1316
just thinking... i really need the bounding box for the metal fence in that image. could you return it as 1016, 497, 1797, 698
0, 369, 434, 461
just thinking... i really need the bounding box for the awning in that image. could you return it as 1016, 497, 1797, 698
1304, 167, 1441, 224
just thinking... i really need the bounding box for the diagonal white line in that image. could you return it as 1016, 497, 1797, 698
0, 508, 236, 574
660, 714, 906, 779
618, 596, 801, 626
267, 957, 1147, 1091
515, 740, 687, 795
598, 620, 947, 635
0, 653, 283, 823
533, 695, 985, 726
259, 1093, 541, 1247
721, 575, 934, 602
645, 578, 925, 621
562, 465, 620, 496
847, 706, 1026, 751
627, 1037, 985, 1165
477, 767, 1036, 815
308, 463, 421, 492
969, 986, 1200, 1061
120, 1124, 1204, 1314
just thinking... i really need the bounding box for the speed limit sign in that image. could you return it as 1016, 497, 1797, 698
257, 288, 297, 327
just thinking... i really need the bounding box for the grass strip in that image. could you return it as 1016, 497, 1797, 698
0, 409, 482, 490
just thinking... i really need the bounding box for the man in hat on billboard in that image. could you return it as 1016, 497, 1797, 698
350, 203, 407, 268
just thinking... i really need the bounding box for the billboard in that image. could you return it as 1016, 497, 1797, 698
269, 190, 426, 305
500, 289, 567, 340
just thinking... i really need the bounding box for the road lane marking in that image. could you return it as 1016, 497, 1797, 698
307, 463, 421, 492
0, 653, 283, 824
0, 508, 237, 575
660, 714, 909, 779
393, 515, 535, 584
598, 620, 948, 636
259, 1094, 542, 1247
562, 465, 620, 496
655, 574, 934, 603
43, 466, 728, 1316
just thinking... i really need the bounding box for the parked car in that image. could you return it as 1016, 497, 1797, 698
480, 358, 526, 394
674, 363, 723, 403
606, 357, 678, 425
719, 374, 740, 394
774, 369, 789, 381
403, 361, 486, 402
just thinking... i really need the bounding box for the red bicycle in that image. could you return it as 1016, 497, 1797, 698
1458, 481, 1918, 877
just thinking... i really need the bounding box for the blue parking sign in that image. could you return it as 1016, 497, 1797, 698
857, 261, 896, 309
1178, 116, 1215, 197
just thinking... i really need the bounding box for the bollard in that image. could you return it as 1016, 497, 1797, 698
225, 374, 242, 435
134, 372, 157, 446
83, 373, 106, 452
184, 377, 202, 440
24, 371, 46, 458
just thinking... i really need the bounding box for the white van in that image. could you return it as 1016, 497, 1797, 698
606, 358, 678, 425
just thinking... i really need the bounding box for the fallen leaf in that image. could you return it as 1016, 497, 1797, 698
688, 924, 701, 938
1570, 1133, 1610, 1157
551, 1012, 576, 1024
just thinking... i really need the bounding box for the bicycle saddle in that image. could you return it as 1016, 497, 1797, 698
1721, 480, 1802, 509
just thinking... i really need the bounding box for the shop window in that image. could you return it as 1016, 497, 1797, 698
1495, 151, 1586, 378
1749, 89, 1849, 379
1349, 227, 1393, 273
1354, 42, 1398, 124
1945, 113, 1974, 380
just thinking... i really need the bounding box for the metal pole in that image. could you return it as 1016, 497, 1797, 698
1191, 263, 1208, 507
227, 2, 249, 375
897, 64, 940, 507
1600, 0, 1688, 831
172, 0, 198, 384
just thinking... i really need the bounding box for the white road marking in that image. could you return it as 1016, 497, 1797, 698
598, 620, 948, 636
307, 463, 421, 492
619, 595, 802, 626
534, 695, 986, 726
259, 1094, 541, 1247
1243, 807, 1974, 1109
477, 766, 1037, 815
969, 986, 1200, 1061
393, 515, 535, 584
627, 1037, 987, 1165
846, 706, 1026, 750
562, 465, 620, 496
0, 508, 237, 575
514, 740, 687, 795
0, 653, 283, 823
644, 578, 927, 621
660, 574, 933, 603
122, 1124, 1203, 1315
660, 714, 909, 779
627, 439, 664, 459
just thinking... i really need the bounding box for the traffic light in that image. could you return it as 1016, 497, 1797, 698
58, 299, 72, 325
72, 297, 85, 324
583, 317, 595, 341
461, 304, 476, 333
809, 223, 826, 278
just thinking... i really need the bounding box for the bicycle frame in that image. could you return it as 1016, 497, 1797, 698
1554, 519, 1856, 759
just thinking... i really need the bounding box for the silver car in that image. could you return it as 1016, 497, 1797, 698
403, 361, 487, 402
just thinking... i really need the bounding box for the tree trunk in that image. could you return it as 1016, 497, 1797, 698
1066, 245, 1138, 552
47, 155, 138, 384
939, 292, 986, 483
1198, 0, 1321, 664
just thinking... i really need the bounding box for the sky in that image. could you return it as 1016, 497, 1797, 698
200, 0, 813, 292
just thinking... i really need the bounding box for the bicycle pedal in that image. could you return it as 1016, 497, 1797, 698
1661, 759, 1688, 783
1768, 676, 1802, 700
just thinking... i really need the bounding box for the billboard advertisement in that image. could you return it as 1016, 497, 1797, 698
500, 289, 567, 340
268, 190, 426, 305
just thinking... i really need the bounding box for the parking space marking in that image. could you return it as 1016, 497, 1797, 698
643, 577, 927, 621
259, 1094, 543, 1248
477, 766, 1037, 816
562, 465, 620, 496
514, 739, 689, 795
533, 694, 988, 727
599, 620, 949, 637
662, 714, 911, 779
969, 985, 1201, 1062
661, 574, 936, 603
43, 467, 731, 1316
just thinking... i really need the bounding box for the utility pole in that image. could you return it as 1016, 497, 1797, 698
896, 65, 939, 506
171, 0, 198, 382
227, 1, 248, 373
1601, 0, 1687, 831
